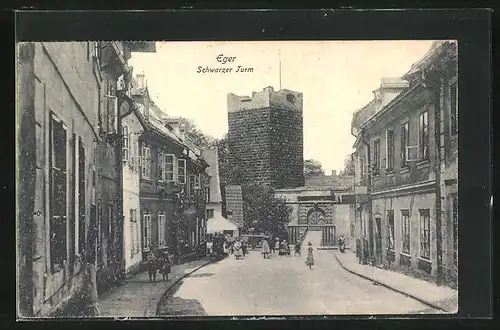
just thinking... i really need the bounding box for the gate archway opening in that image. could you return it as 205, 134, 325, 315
306, 207, 327, 229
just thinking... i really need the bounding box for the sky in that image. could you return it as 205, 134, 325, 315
128, 40, 435, 174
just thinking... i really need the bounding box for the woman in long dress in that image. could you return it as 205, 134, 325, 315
233, 238, 243, 259
261, 239, 270, 259
305, 242, 314, 269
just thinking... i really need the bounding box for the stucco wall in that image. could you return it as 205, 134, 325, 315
25, 42, 99, 316
123, 111, 143, 272
372, 190, 437, 275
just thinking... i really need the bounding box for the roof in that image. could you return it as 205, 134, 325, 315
351, 42, 454, 133
201, 148, 222, 203
207, 214, 238, 234
351, 99, 382, 131
403, 40, 456, 79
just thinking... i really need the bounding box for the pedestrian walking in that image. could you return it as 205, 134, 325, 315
261, 238, 270, 259
207, 240, 213, 255
233, 237, 243, 260
159, 251, 171, 281
146, 246, 158, 282
274, 238, 280, 255
242, 240, 247, 257
294, 242, 301, 256
305, 242, 314, 270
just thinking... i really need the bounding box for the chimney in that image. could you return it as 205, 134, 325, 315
179, 123, 186, 141
136, 73, 146, 89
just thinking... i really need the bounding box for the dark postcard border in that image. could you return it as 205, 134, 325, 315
9, 9, 492, 324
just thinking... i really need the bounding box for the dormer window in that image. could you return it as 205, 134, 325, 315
286, 93, 296, 103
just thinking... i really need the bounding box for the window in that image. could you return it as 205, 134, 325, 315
143, 213, 152, 250
206, 209, 215, 219
107, 203, 114, 256
178, 159, 186, 184
158, 152, 164, 181
195, 173, 200, 189
78, 138, 86, 255
419, 111, 429, 161
104, 80, 118, 134
401, 210, 410, 254
134, 139, 140, 172
450, 81, 458, 134
158, 213, 166, 247
452, 194, 458, 266
130, 209, 136, 256
205, 187, 211, 203
49, 114, 67, 272
97, 202, 102, 269
122, 125, 129, 162
359, 156, 366, 184
141, 145, 151, 179
400, 121, 410, 167
386, 129, 394, 171
373, 139, 380, 175
419, 209, 431, 259
189, 174, 196, 195
93, 41, 101, 63
164, 154, 176, 182
387, 211, 395, 251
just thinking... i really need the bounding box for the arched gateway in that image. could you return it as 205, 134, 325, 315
274, 188, 355, 247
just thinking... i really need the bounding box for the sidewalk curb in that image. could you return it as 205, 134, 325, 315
333, 253, 450, 313
153, 259, 213, 316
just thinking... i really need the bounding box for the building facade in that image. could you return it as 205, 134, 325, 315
227, 86, 304, 189
121, 99, 146, 275
17, 41, 157, 317
351, 41, 458, 286
203, 148, 239, 237
17, 42, 101, 316
132, 78, 209, 265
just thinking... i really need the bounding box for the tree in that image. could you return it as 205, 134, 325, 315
180, 118, 217, 148
213, 135, 249, 217
342, 154, 355, 175
242, 184, 292, 237
304, 159, 325, 177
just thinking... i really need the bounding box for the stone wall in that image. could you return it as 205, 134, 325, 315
225, 185, 244, 228
270, 107, 304, 188
227, 87, 304, 189
227, 108, 272, 185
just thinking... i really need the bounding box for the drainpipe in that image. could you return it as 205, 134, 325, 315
116, 91, 126, 284
426, 71, 444, 286
359, 129, 373, 265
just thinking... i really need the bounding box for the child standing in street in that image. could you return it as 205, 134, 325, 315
305, 242, 314, 270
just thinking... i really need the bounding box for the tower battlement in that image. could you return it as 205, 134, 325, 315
227, 86, 303, 113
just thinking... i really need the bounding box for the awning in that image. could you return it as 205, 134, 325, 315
207, 214, 238, 234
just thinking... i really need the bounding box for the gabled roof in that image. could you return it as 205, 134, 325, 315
351, 99, 382, 131
403, 40, 457, 79
201, 148, 222, 203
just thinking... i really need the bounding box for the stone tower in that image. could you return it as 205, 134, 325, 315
227, 86, 304, 189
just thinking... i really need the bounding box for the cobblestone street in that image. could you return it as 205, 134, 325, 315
157, 247, 439, 316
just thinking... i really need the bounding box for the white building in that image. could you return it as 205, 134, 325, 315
202, 148, 239, 237
121, 96, 146, 275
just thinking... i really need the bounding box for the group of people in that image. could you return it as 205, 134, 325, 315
206, 233, 250, 260
145, 245, 172, 282
259, 237, 314, 268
